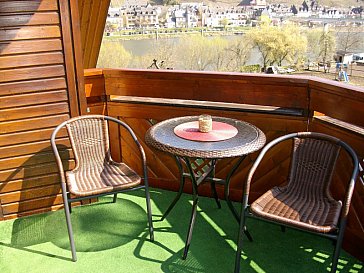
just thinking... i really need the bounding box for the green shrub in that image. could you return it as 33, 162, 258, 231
241, 64, 261, 73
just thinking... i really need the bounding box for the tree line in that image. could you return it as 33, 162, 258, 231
98, 18, 363, 72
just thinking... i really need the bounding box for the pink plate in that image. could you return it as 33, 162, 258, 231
174, 121, 238, 142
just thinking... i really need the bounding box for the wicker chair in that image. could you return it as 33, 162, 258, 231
234, 132, 359, 273
51, 115, 154, 261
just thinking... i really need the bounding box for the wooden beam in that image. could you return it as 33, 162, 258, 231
78, 0, 111, 68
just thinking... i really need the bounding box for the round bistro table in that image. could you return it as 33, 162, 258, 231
145, 116, 266, 259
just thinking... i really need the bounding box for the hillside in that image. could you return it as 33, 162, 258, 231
268, 0, 363, 7
111, 0, 364, 7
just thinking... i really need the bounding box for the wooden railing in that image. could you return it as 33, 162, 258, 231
86, 68, 364, 260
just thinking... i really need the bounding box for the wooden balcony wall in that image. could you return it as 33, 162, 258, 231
0, 0, 85, 220
84, 68, 364, 260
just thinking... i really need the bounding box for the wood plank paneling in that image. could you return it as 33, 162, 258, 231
0, 52, 64, 69
0, 0, 84, 219
0, 138, 70, 159
310, 81, 364, 128
0, 12, 60, 27
0, 0, 58, 13
0, 102, 69, 122
108, 102, 306, 132
0, 90, 68, 110
0, 39, 62, 56
0, 25, 61, 41
0, 184, 61, 204
0, 128, 67, 147
0, 174, 60, 193
2, 204, 65, 220
0, 77, 66, 96
0, 114, 70, 134
0, 65, 65, 83
2, 194, 64, 215
0, 149, 72, 171
84, 69, 106, 114
104, 69, 309, 109
0, 161, 75, 182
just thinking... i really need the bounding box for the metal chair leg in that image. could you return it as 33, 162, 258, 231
143, 168, 154, 241
61, 185, 77, 262
234, 195, 249, 273
67, 193, 72, 214
330, 225, 346, 273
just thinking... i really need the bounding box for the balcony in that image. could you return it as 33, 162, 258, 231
0, 1, 363, 272
1, 67, 364, 272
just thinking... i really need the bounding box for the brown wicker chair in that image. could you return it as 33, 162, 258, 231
234, 132, 359, 273
51, 115, 154, 261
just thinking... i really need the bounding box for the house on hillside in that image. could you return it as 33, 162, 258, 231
201, 7, 226, 28
267, 4, 294, 18
238, 0, 266, 9
120, 4, 161, 29
165, 4, 200, 28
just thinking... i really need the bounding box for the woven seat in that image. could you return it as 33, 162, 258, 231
51, 115, 154, 262
251, 186, 341, 233
234, 132, 359, 273
66, 161, 141, 197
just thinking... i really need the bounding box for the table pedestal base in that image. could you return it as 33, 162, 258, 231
161, 156, 253, 259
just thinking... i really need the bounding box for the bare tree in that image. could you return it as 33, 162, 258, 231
336, 26, 364, 53
306, 27, 336, 72
319, 28, 336, 72
225, 38, 253, 72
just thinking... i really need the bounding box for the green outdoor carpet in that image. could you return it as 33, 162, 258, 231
0, 188, 363, 273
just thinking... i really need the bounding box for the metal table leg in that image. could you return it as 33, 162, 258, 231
224, 155, 253, 242
209, 159, 221, 209
224, 156, 246, 221
182, 157, 203, 259
161, 156, 186, 220
162, 155, 253, 259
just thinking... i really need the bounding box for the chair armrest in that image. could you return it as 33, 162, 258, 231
337, 139, 359, 220
51, 120, 69, 185
106, 116, 149, 181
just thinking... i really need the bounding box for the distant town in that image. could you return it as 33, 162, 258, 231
105, 0, 363, 32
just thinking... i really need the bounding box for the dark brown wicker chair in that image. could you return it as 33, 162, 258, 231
51, 115, 154, 261
234, 132, 359, 273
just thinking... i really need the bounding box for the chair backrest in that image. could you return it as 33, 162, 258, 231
51, 114, 148, 188
65, 116, 111, 169
244, 132, 359, 218
286, 137, 341, 200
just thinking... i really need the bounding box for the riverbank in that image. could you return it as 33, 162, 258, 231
104, 27, 248, 41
